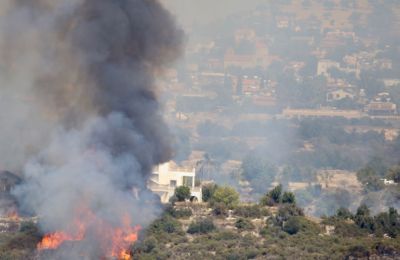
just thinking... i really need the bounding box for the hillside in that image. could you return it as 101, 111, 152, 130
131, 186, 400, 260
0, 189, 399, 259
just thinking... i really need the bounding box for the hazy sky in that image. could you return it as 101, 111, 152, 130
162, 0, 266, 28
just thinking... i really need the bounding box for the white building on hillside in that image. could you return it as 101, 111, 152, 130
148, 162, 202, 203
317, 59, 340, 77
326, 89, 355, 102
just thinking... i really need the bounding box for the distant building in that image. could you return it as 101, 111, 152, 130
242, 76, 261, 96
234, 28, 257, 43
148, 162, 202, 203
366, 93, 397, 116
366, 101, 397, 116
317, 59, 340, 77
252, 93, 277, 108
383, 79, 400, 87
375, 92, 392, 103
223, 41, 270, 69
224, 48, 257, 69
198, 72, 225, 86
320, 31, 356, 50
275, 16, 291, 29
282, 108, 363, 119
375, 59, 393, 70
326, 89, 355, 102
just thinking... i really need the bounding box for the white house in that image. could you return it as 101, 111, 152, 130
148, 162, 202, 203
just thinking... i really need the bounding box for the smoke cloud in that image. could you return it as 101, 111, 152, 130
0, 0, 183, 258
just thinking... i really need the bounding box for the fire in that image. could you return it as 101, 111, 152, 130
37, 207, 140, 260
38, 232, 81, 250
6, 210, 19, 220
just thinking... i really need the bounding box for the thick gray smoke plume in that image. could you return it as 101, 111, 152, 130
0, 0, 183, 258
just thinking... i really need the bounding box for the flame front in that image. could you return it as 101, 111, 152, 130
37, 207, 140, 260
38, 232, 80, 250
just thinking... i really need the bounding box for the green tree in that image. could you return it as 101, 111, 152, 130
210, 186, 240, 209
260, 184, 283, 206
374, 207, 400, 238
174, 186, 191, 202
269, 184, 283, 203
356, 204, 370, 217
354, 204, 374, 231
282, 191, 296, 204
336, 207, 353, 219
202, 183, 218, 202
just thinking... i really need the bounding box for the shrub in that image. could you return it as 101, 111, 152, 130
19, 221, 40, 236
202, 183, 218, 202
214, 231, 240, 241
210, 186, 239, 209
174, 186, 191, 202
142, 237, 158, 253
225, 252, 244, 260
336, 207, 353, 219
234, 204, 269, 218
276, 204, 304, 225
187, 219, 216, 234
168, 207, 193, 219
150, 216, 181, 234
244, 248, 260, 259
346, 245, 371, 259
260, 184, 283, 206
375, 242, 397, 256
353, 204, 374, 231
212, 202, 228, 217
373, 207, 400, 238
235, 218, 254, 230
283, 217, 301, 235
323, 218, 367, 237
281, 192, 296, 204
259, 195, 275, 206
169, 195, 178, 204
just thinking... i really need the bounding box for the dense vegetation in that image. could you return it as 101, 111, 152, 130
0, 221, 41, 260
131, 185, 400, 259
0, 185, 399, 259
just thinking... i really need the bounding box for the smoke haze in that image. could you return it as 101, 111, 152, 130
0, 0, 183, 258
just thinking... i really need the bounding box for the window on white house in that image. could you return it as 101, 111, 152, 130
182, 176, 193, 188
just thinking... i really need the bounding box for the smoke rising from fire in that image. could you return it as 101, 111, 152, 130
0, 0, 183, 258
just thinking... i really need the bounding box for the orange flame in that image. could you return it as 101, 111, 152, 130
7, 211, 19, 220
37, 207, 140, 260
38, 232, 81, 250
